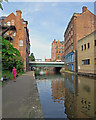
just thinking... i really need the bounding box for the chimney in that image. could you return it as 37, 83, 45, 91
54, 39, 56, 43
16, 10, 22, 19
82, 6, 87, 13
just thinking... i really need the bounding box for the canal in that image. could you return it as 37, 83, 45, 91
35, 72, 96, 119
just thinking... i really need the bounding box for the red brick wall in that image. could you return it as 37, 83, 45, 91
2, 11, 30, 71
64, 6, 96, 72
51, 40, 64, 61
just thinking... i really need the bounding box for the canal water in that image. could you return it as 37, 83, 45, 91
36, 72, 96, 119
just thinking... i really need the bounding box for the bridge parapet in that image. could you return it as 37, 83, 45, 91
29, 61, 65, 67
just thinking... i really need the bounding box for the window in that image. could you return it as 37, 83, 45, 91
81, 45, 83, 51
59, 51, 61, 53
4, 22, 6, 26
57, 55, 61, 59
88, 43, 90, 48
56, 50, 58, 53
13, 32, 16, 37
11, 20, 15, 25
95, 40, 96, 46
19, 40, 23, 47
56, 46, 58, 48
0, 21, 2, 25
84, 44, 86, 50
7, 21, 11, 26
95, 58, 96, 64
59, 45, 61, 49
82, 59, 90, 65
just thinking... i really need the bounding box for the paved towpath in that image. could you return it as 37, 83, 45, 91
2, 71, 44, 118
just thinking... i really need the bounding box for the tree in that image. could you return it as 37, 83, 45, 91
29, 53, 35, 61
1, 36, 24, 73
0, 0, 8, 10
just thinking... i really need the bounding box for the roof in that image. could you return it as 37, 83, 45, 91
64, 7, 96, 36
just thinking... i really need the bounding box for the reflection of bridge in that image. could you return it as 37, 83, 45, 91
29, 61, 64, 67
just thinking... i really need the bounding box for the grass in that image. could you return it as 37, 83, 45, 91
0, 70, 25, 86
2, 70, 14, 80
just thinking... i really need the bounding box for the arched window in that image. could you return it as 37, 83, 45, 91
59, 45, 61, 48
57, 55, 61, 59
7, 21, 11, 26
11, 20, 15, 25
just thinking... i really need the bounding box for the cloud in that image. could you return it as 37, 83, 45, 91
42, 21, 48, 26
30, 36, 51, 60
0, 10, 9, 16
51, 3, 57, 7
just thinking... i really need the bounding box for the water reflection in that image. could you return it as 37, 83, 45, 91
37, 73, 96, 119
51, 79, 65, 103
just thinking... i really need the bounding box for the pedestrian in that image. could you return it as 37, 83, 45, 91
12, 67, 17, 82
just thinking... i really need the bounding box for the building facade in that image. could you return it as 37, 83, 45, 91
0, 10, 30, 71
64, 6, 96, 72
45, 59, 51, 62
51, 39, 64, 62
78, 30, 96, 75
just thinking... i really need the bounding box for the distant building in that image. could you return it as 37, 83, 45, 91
51, 39, 64, 62
0, 10, 30, 71
35, 59, 42, 62
78, 30, 96, 75
64, 6, 96, 72
45, 59, 51, 62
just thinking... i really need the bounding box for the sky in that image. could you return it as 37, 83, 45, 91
0, 1, 95, 60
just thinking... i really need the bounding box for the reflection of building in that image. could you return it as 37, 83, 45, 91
64, 6, 96, 72
78, 30, 96, 75
0, 10, 30, 71
64, 73, 96, 119
51, 39, 64, 62
51, 79, 65, 103
77, 76, 95, 118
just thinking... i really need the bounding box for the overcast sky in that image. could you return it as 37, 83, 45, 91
0, 1, 95, 60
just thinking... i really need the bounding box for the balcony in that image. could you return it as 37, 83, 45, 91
0, 25, 16, 36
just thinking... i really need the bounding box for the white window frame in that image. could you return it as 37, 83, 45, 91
19, 40, 23, 47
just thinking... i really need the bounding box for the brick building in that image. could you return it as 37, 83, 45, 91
64, 6, 96, 72
45, 59, 51, 62
0, 10, 30, 71
78, 30, 96, 75
51, 39, 64, 62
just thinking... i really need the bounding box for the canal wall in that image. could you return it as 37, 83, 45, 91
60, 68, 96, 78
2, 71, 44, 118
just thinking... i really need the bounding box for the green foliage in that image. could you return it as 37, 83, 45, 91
35, 70, 40, 76
29, 53, 35, 61
2, 70, 14, 80
1, 36, 24, 73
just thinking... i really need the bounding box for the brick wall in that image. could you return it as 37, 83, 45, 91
51, 39, 64, 62
64, 6, 96, 72
1, 10, 30, 71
